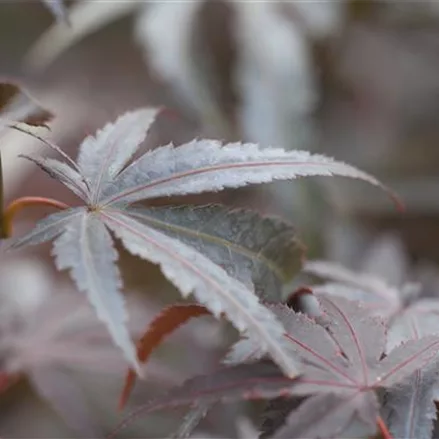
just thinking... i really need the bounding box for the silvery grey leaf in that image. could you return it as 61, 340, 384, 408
225, 304, 349, 382
100, 140, 393, 205
22, 155, 89, 200
387, 307, 439, 352
271, 393, 377, 439
172, 403, 212, 439
318, 295, 386, 376
101, 209, 299, 378
381, 365, 438, 439
51, 210, 139, 371
126, 205, 304, 300
10, 208, 83, 249
77, 108, 159, 204
383, 307, 439, 439
374, 336, 439, 388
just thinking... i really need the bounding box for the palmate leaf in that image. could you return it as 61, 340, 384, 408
223, 296, 439, 438
113, 296, 439, 438
10, 107, 397, 375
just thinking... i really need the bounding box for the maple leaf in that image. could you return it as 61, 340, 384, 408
223, 296, 439, 438
9, 108, 396, 375
109, 296, 439, 438
303, 238, 439, 439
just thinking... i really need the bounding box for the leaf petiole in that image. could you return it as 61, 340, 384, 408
2, 196, 69, 238
377, 415, 393, 439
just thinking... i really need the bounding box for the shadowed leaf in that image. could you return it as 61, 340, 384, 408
127, 205, 305, 300
111, 361, 295, 438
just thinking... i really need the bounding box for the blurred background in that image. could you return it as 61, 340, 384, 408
2, 0, 439, 437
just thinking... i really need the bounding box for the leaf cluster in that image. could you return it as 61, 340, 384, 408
1, 84, 432, 439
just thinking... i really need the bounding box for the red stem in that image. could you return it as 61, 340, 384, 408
2, 196, 69, 238
377, 415, 393, 439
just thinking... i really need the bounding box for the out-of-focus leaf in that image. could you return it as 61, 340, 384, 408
29, 366, 101, 437
0, 81, 53, 133
41, 0, 69, 23
26, 0, 141, 71
136, 0, 238, 137
0, 277, 166, 436
305, 260, 403, 317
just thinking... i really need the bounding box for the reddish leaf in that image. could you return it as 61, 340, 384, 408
119, 303, 211, 409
